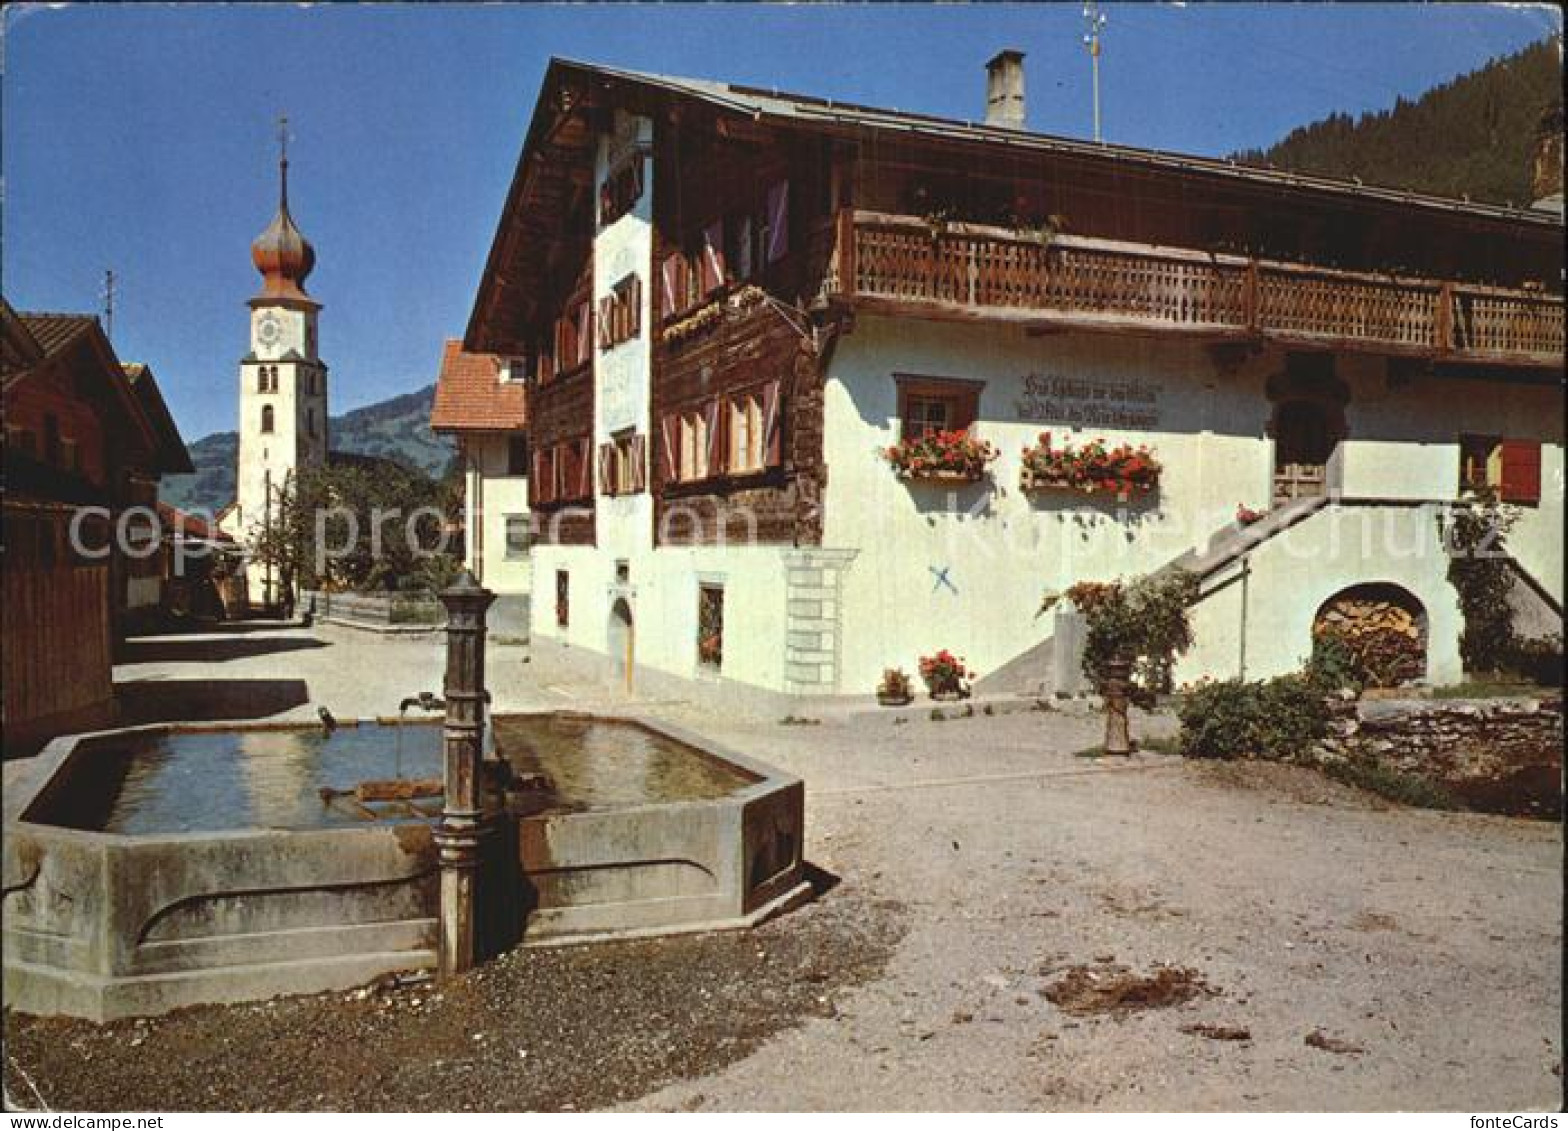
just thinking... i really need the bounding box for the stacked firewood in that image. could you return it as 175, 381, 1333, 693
1316, 598, 1425, 688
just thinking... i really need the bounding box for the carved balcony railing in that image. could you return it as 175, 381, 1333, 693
825, 210, 1563, 368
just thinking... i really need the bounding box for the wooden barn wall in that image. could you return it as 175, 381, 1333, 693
1, 509, 115, 748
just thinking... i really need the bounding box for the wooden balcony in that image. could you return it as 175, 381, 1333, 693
825, 210, 1564, 369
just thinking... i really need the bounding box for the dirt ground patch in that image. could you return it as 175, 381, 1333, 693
3, 893, 905, 1112
1040, 961, 1215, 1017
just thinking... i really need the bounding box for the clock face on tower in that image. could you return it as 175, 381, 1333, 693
256, 313, 282, 347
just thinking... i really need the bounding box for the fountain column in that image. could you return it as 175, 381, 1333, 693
435, 569, 496, 977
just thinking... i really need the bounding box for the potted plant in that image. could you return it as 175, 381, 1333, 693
883, 429, 999, 484
918, 649, 973, 701
1019, 432, 1161, 500
876, 667, 914, 707
1235, 503, 1266, 526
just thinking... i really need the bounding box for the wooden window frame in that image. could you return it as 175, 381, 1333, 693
894, 375, 983, 442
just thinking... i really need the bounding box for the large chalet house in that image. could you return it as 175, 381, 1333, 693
2, 301, 192, 753
463, 54, 1564, 700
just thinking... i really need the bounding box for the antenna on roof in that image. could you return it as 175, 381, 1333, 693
1082, 1, 1107, 143
102, 269, 115, 342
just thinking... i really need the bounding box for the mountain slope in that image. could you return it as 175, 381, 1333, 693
160, 384, 454, 515
1234, 37, 1561, 206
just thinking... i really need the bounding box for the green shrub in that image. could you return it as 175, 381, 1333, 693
1068, 569, 1198, 705
1178, 673, 1328, 761
1307, 631, 1364, 692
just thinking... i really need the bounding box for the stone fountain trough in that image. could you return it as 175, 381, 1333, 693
2, 712, 807, 1021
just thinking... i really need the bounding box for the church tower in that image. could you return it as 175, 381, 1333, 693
232, 120, 328, 608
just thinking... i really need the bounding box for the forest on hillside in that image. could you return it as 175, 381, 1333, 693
1234, 36, 1562, 206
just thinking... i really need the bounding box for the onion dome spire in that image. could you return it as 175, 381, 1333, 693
250, 115, 317, 303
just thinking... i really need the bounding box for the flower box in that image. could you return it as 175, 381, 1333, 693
1020, 471, 1156, 502
883, 429, 998, 483
1018, 432, 1162, 499
903, 469, 986, 486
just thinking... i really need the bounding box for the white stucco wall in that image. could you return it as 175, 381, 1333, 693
463, 433, 531, 596
820, 314, 1564, 693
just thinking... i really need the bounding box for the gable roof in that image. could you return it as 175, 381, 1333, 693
123, 363, 195, 474
429, 338, 524, 432
565, 58, 1562, 225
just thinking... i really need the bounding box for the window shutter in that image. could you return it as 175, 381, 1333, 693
661, 253, 683, 320
530, 451, 542, 506
577, 438, 593, 499
733, 215, 754, 280
629, 275, 642, 337
660, 414, 680, 483
704, 398, 726, 477
630, 434, 647, 492
1499, 439, 1542, 504
955, 387, 980, 432
597, 296, 613, 350
597, 442, 615, 496
762, 379, 784, 467
702, 221, 726, 294
578, 301, 593, 366
766, 181, 789, 263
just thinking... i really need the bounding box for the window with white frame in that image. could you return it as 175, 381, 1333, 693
504, 515, 531, 560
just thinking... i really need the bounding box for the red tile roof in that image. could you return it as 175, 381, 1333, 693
158, 501, 232, 542
429, 339, 524, 432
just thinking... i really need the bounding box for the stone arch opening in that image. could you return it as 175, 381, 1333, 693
1313, 582, 1429, 688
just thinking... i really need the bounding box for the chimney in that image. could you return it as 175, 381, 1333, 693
1530, 103, 1563, 213
985, 50, 1026, 130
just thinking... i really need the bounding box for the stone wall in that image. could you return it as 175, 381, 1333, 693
1315, 695, 1563, 818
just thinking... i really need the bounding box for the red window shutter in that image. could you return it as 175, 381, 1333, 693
701, 221, 726, 294
660, 414, 679, 482
578, 301, 593, 366
629, 275, 642, 338
530, 450, 542, 506
765, 180, 789, 263
661, 253, 682, 320
630, 434, 647, 492
704, 398, 726, 477
577, 438, 593, 499
1499, 439, 1542, 504
596, 296, 613, 350
733, 215, 754, 280
597, 442, 614, 496
762, 379, 784, 467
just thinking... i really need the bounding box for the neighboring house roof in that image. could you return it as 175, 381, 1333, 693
6, 308, 192, 476
123, 362, 196, 475
158, 501, 232, 542
429, 338, 524, 432
1, 297, 46, 384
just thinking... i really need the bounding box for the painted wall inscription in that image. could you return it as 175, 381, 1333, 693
1014, 373, 1161, 429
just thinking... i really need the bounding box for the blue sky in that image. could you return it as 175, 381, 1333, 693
3, 3, 1560, 442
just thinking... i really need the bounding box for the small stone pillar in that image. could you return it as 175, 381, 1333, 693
434, 569, 496, 978
1102, 656, 1133, 756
